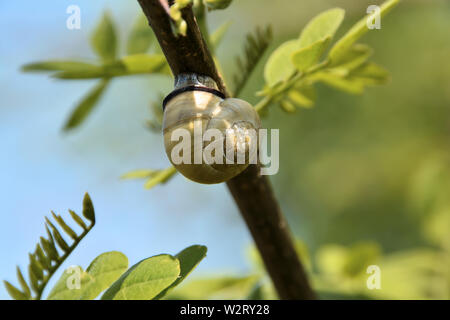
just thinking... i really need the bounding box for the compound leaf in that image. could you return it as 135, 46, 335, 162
329, 0, 400, 63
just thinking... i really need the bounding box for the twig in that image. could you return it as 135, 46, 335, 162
137, 0, 315, 299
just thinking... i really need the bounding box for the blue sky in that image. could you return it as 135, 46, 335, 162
0, 1, 253, 299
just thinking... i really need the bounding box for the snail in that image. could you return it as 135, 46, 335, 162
162, 73, 261, 184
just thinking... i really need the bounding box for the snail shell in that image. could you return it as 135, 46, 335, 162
162, 73, 261, 184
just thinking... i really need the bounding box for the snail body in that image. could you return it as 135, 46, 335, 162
162, 73, 261, 184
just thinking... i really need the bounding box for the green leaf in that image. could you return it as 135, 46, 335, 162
52, 211, 77, 240
313, 62, 390, 94
298, 8, 345, 48
22, 61, 100, 73
23, 61, 107, 79
35, 244, 52, 270
82, 193, 95, 224
174, 245, 207, 282
144, 167, 177, 190
81, 252, 129, 298
328, 44, 372, 70
47, 251, 129, 300
120, 54, 167, 74
291, 37, 331, 72
28, 253, 44, 280
52, 68, 107, 80
264, 40, 299, 86
329, 0, 400, 63
40, 236, 59, 261
46, 265, 91, 300
350, 62, 390, 85
28, 265, 39, 293
4, 281, 28, 300
169, 1, 190, 36
53, 55, 168, 80
127, 14, 155, 55
63, 79, 109, 131
45, 218, 70, 252
121, 167, 177, 189
287, 85, 316, 109
91, 12, 117, 62
50, 226, 70, 252
101, 254, 180, 300
313, 71, 365, 94
279, 100, 296, 113
69, 210, 88, 231
45, 224, 54, 245
154, 245, 207, 299
16, 267, 31, 299
264, 8, 343, 86
121, 170, 155, 180
210, 21, 232, 50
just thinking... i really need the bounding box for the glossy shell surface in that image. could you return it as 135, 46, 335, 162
163, 90, 261, 184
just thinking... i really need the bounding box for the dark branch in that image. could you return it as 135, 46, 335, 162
137, 0, 315, 300
227, 165, 315, 299
138, 0, 228, 95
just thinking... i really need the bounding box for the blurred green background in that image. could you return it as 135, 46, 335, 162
1, 0, 449, 300
202, 0, 450, 299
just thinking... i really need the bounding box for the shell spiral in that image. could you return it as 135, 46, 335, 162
162, 74, 261, 184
